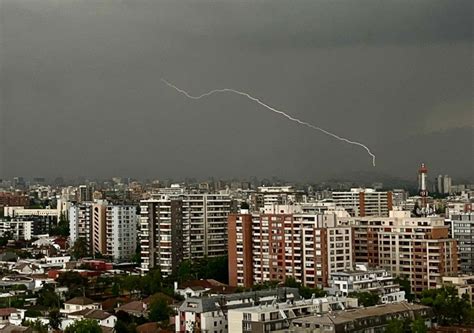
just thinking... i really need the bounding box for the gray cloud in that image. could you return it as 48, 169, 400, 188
0, 0, 472, 181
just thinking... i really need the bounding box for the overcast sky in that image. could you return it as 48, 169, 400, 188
1, 0, 472, 181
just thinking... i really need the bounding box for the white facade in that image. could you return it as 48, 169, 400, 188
3, 207, 60, 219
0, 220, 34, 240
329, 267, 406, 304
69, 203, 93, 247
106, 205, 137, 261
332, 188, 391, 217
140, 192, 231, 274
227, 297, 358, 333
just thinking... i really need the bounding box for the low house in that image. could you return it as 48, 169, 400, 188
62, 296, 100, 314
0, 309, 17, 325
12, 263, 43, 276
115, 301, 148, 318
63, 309, 116, 330
176, 279, 235, 298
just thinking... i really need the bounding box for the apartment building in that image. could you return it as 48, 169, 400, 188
71, 201, 138, 261
140, 193, 231, 275
332, 188, 393, 217
228, 205, 354, 288
182, 194, 231, 258
106, 205, 137, 261
288, 302, 432, 333
92, 202, 107, 255
227, 296, 357, 333
0, 192, 29, 208
350, 209, 458, 293
0, 220, 34, 240
328, 265, 405, 304
447, 213, 474, 273
251, 186, 302, 210
69, 203, 93, 253
437, 275, 474, 305
175, 288, 300, 333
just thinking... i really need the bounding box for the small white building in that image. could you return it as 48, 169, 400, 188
61, 296, 100, 314
62, 309, 116, 330
328, 265, 405, 304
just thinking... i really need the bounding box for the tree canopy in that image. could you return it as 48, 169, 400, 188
348, 291, 380, 307
420, 286, 473, 325
64, 319, 101, 333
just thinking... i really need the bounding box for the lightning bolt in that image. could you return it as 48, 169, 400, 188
162, 79, 376, 166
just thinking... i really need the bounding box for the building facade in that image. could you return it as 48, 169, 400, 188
228, 205, 354, 288
328, 265, 405, 304
350, 210, 459, 293
448, 213, 474, 273
332, 188, 393, 217
140, 193, 231, 275
106, 205, 137, 261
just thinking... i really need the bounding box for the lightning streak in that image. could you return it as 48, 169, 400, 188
161, 79, 376, 166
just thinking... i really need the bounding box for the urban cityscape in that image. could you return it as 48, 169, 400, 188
1, 0, 472, 332
0, 163, 472, 332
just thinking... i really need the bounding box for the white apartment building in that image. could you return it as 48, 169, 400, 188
447, 212, 474, 273
140, 193, 231, 275
0, 220, 34, 240
140, 196, 183, 274
69, 203, 93, 252
328, 265, 405, 304
254, 186, 299, 208
182, 193, 231, 258
106, 205, 137, 261
3, 207, 60, 219
332, 188, 392, 217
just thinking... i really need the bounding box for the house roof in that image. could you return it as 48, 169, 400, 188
0, 308, 18, 316
68, 309, 113, 320
116, 301, 146, 314
143, 293, 175, 305
136, 322, 173, 333
180, 279, 226, 289
65, 296, 95, 305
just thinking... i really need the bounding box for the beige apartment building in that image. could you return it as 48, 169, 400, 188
349, 209, 458, 293
228, 205, 354, 288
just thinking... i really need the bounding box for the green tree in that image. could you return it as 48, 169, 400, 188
394, 276, 414, 302
420, 286, 473, 325
112, 282, 120, 297
51, 214, 69, 237
25, 309, 42, 318
57, 271, 89, 298
385, 318, 404, 333
48, 308, 61, 330
148, 297, 173, 322
411, 317, 427, 333
0, 231, 13, 246
37, 283, 60, 307
349, 291, 380, 307
23, 319, 48, 333
283, 277, 326, 299
71, 237, 89, 259
64, 319, 101, 333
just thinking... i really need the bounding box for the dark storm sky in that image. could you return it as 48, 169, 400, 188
0, 0, 472, 181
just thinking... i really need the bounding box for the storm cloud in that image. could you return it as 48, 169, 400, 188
0, 0, 472, 181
